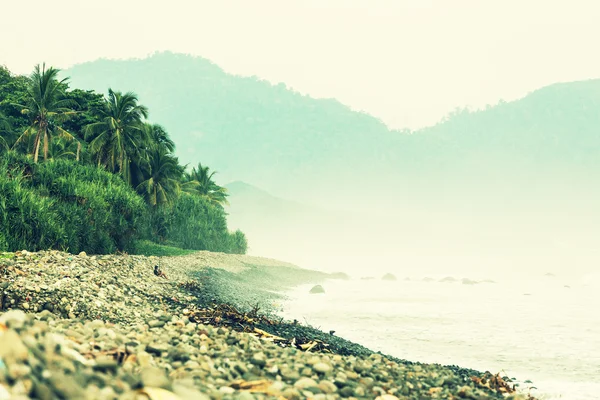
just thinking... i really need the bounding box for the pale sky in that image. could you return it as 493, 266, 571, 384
2, 0, 600, 129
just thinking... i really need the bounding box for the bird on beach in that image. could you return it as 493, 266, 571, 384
154, 265, 168, 279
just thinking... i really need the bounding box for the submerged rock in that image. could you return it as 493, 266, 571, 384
329, 272, 350, 280
439, 276, 456, 283
381, 273, 397, 281
309, 285, 325, 294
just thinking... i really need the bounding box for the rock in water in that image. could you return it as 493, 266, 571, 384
329, 272, 350, 280
382, 273, 397, 281
309, 285, 325, 294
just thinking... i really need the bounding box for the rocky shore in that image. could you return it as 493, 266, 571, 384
0, 250, 532, 399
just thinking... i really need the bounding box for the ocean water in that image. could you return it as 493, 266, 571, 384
278, 274, 600, 400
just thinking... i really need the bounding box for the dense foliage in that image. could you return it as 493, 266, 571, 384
0, 152, 145, 253
0, 64, 246, 255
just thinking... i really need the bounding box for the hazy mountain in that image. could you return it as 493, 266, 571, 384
64, 52, 600, 275
64, 52, 600, 211
64, 52, 395, 207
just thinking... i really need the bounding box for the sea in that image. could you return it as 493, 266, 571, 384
277, 272, 600, 400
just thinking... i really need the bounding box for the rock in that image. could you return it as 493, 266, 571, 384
381, 273, 397, 281
0, 330, 28, 361
294, 377, 318, 390
234, 391, 256, 400
339, 386, 355, 397
313, 362, 331, 374
78, 251, 87, 257
219, 386, 235, 394
0, 309, 27, 329
318, 380, 338, 394
148, 320, 166, 328
250, 352, 266, 368
141, 367, 171, 389
281, 388, 302, 400
93, 357, 119, 373
375, 395, 400, 400
146, 343, 168, 356
309, 285, 325, 294
439, 276, 456, 283
280, 367, 301, 381
329, 272, 350, 280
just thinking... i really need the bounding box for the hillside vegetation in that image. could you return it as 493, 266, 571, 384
0, 64, 246, 254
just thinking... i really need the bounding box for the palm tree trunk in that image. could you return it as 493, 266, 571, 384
32, 132, 41, 163
76, 142, 81, 162
43, 131, 49, 161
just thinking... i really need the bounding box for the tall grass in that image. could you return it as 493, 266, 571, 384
0, 152, 146, 253
0, 152, 247, 255
152, 193, 248, 254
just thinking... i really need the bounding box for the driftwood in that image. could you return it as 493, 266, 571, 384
182, 304, 331, 353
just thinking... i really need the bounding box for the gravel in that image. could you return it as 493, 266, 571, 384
0, 250, 533, 399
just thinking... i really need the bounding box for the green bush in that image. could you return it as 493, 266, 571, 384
153, 193, 247, 254
0, 153, 146, 253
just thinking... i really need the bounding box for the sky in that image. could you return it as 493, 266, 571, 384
2, 0, 600, 129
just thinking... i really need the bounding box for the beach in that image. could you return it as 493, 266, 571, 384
0, 250, 530, 399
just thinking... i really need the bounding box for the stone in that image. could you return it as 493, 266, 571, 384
313, 362, 331, 374
148, 320, 166, 328
0, 309, 27, 329
141, 367, 171, 389
93, 357, 119, 373
318, 380, 338, 394
280, 367, 301, 381
381, 273, 397, 281
0, 330, 29, 361
146, 343, 168, 356
309, 285, 325, 294
250, 352, 266, 368
339, 386, 355, 397
294, 377, 318, 390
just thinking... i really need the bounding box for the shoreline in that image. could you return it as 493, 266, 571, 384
0, 250, 531, 399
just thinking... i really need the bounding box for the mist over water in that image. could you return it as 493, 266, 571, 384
278, 277, 600, 400
227, 169, 600, 281
228, 162, 600, 399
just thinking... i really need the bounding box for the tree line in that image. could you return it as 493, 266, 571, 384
0, 64, 247, 255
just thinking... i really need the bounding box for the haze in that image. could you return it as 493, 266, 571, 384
3, 1, 600, 282
3, 0, 600, 129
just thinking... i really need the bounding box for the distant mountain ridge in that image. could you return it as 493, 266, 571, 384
64, 52, 393, 204
64, 52, 600, 210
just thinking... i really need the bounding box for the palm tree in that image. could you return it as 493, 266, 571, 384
85, 89, 149, 183
136, 146, 183, 207
143, 123, 175, 152
14, 64, 77, 162
182, 162, 229, 207
47, 137, 79, 160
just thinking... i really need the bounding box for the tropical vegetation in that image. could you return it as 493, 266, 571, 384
0, 64, 246, 255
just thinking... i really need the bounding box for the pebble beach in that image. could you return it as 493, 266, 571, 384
0, 250, 532, 399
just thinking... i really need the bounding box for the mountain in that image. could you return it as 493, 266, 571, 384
64, 52, 600, 211
63, 52, 600, 275
64, 52, 395, 207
